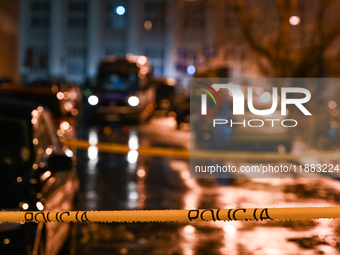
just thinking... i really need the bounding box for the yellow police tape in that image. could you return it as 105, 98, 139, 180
62, 138, 190, 158
62, 138, 340, 161
1, 207, 340, 223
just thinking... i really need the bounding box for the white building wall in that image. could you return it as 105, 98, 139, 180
87, 0, 103, 78
49, 0, 65, 78
126, 0, 143, 55
20, 0, 234, 84
19, 0, 30, 78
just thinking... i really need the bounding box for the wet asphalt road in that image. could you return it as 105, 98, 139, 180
71, 114, 340, 255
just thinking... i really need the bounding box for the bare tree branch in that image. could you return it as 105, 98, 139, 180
232, 0, 340, 77
233, 0, 277, 68
298, 0, 331, 60
295, 0, 337, 76
275, 0, 298, 76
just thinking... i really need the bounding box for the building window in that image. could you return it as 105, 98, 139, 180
68, 47, 86, 58
106, 1, 126, 29
144, 47, 164, 76
30, 1, 50, 28
144, 47, 164, 59
67, 1, 87, 28
183, 1, 204, 30
24, 47, 48, 72
67, 47, 86, 75
144, 1, 165, 31
67, 62, 86, 75
106, 47, 125, 56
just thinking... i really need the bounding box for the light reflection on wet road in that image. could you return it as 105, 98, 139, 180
73, 116, 340, 255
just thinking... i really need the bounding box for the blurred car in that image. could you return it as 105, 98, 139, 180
0, 86, 77, 139
149, 77, 176, 112
173, 94, 190, 129
25, 79, 81, 119
87, 54, 156, 124
193, 85, 293, 152
0, 100, 79, 255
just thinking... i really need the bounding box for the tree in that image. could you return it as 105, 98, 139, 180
233, 0, 340, 77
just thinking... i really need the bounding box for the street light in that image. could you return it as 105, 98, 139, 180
144, 20, 152, 30
289, 16, 300, 26
115, 6, 125, 15
187, 65, 196, 75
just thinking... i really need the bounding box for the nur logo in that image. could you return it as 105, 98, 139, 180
196, 82, 222, 115
197, 83, 312, 116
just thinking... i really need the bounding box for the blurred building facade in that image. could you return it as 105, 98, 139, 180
19, 0, 243, 84
0, 0, 19, 81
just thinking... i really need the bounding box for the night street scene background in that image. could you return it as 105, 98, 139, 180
1, 0, 340, 254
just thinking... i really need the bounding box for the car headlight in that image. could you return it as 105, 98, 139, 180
36, 201, 44, 211
128, 96, 139, 107
88, 95, 99, 106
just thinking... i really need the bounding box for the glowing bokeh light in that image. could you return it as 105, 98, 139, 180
116, 6, 125, 15
187, 65, 196, 75
289, 15, 300, 26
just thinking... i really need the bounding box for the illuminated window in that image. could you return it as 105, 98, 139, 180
24, 47, 48, 72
